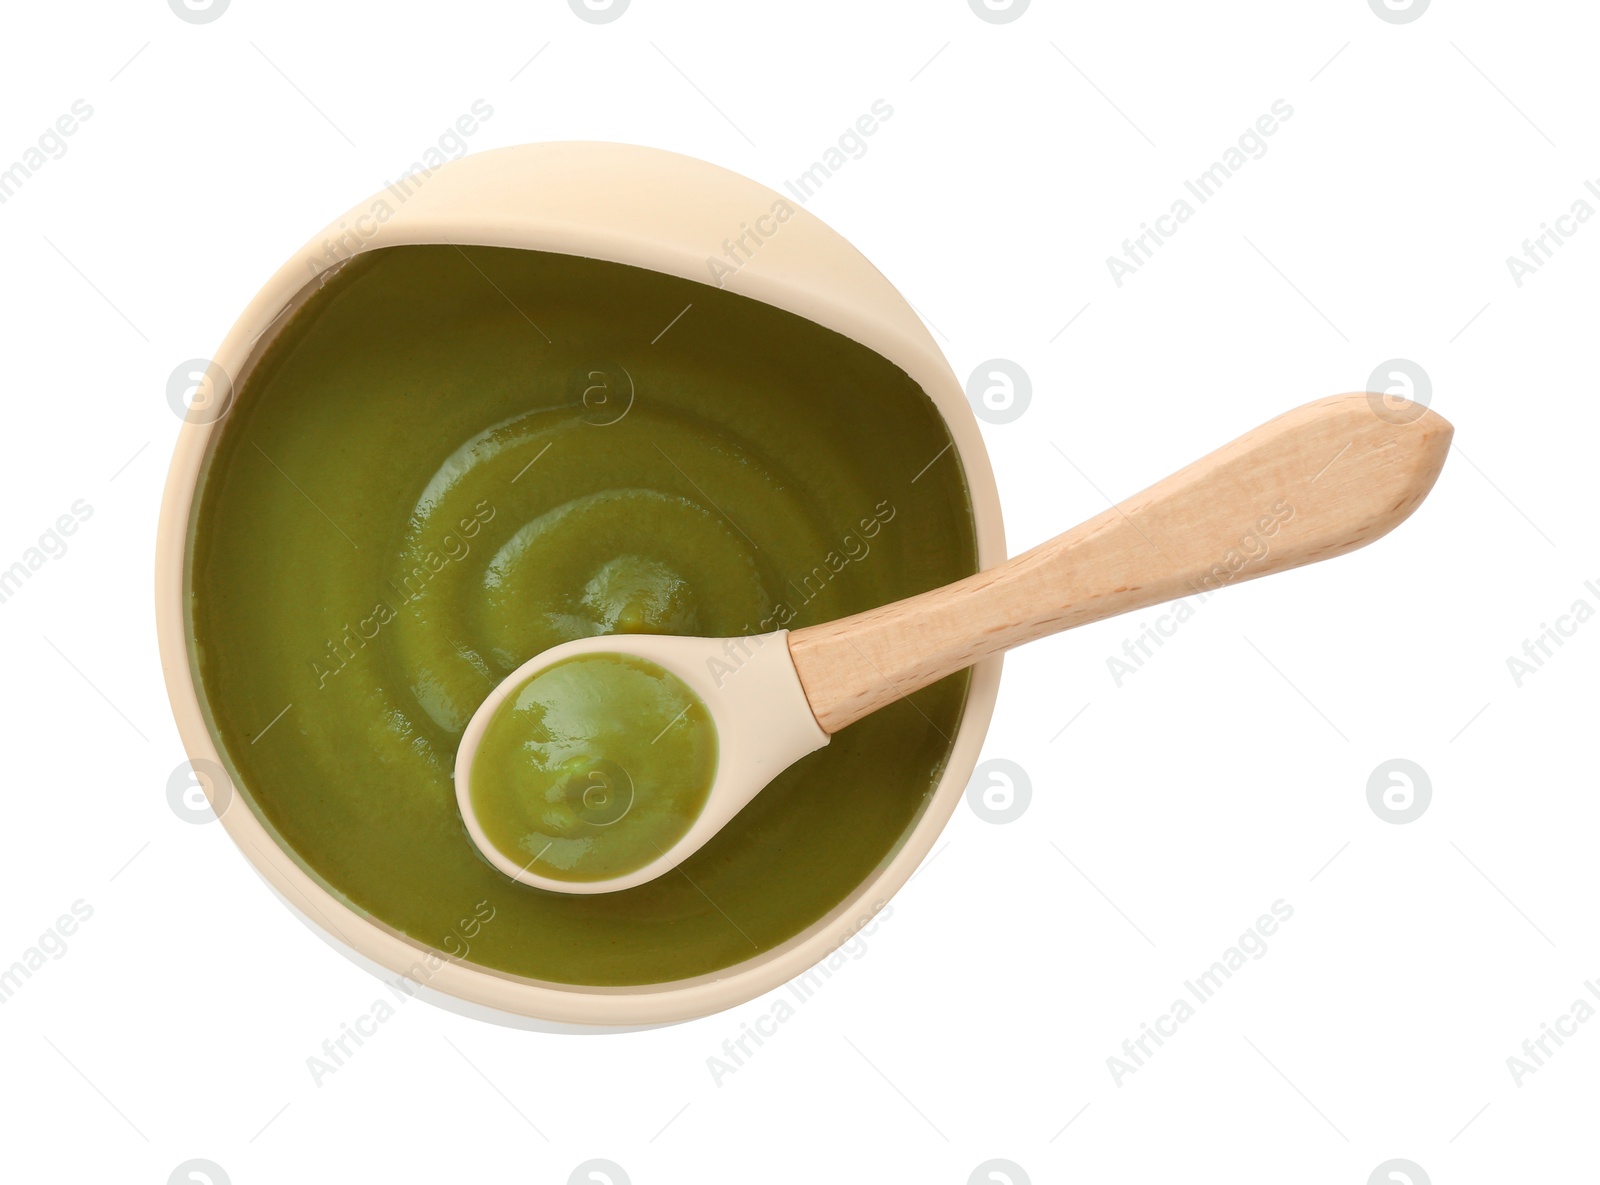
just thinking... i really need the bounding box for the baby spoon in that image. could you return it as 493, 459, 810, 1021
456, 393, 1452, 893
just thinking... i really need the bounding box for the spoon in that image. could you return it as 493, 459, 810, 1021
455, 393, 1452, 893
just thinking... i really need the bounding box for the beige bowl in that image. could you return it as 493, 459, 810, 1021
155, 142, 1006, 1029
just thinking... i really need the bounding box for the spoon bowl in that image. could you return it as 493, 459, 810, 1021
455, 630, 827, 893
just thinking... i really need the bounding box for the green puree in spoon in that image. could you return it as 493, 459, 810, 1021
188, 244, 976, 986
470, 654, 717, 882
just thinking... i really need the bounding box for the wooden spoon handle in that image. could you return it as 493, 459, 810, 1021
788, 393, 1453, 733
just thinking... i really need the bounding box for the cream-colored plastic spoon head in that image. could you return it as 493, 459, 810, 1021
454, 629, 827, 894
456, 392, 1453, 893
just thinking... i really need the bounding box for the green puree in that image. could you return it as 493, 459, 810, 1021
470, 653, 717, 882
189, 244, 976, 986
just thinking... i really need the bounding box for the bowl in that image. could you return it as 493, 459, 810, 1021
155, 141, 1005, 1028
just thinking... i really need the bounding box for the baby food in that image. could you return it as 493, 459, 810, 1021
188, 243, 975, 985
469, 653, 716, 883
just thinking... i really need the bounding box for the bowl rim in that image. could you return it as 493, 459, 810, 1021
154, 141, 1007, 1027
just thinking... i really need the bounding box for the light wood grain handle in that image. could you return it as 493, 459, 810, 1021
788, 393, 1453, 733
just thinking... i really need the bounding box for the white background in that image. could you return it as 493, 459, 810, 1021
1, 1, 1594, 1182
